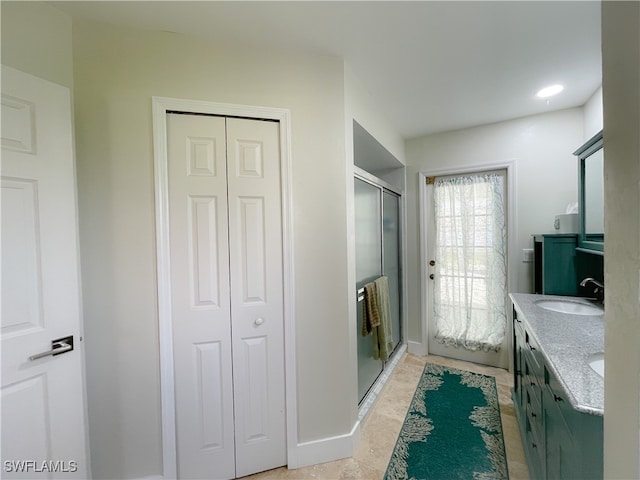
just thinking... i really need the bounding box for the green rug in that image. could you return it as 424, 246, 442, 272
385, 363, 509, 480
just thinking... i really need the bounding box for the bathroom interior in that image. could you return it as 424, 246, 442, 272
1, 2, 638, 480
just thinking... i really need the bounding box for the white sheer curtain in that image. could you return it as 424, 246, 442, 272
433, 173, 507, 351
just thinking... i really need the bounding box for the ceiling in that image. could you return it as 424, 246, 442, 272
53, 1, 602, 139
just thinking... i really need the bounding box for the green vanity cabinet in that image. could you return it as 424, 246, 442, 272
533, 234, 579, 296
513, 309, 603, 479
513, 309, 545, 479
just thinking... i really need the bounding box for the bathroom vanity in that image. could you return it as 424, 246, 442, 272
510, 293, 604, 480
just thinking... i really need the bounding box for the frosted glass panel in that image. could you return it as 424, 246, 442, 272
355, 178, 382, 284
383, 191, 401, 349
355, 178, 382, 402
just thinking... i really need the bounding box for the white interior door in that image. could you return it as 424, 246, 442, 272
168, 114, 235, 479
425, 170, 509, 369
168, 113, 285, 479
226, 118, 286, 478
1, 65, 89, 478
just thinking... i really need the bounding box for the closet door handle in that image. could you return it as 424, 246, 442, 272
254, 318, 264, 326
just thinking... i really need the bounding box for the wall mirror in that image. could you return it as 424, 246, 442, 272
574, 130, 604, 253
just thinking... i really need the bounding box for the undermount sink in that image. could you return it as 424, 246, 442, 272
535, 299, 604, 316
589, 353, 605, 378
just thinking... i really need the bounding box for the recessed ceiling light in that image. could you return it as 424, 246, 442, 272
536, 84, 564, 98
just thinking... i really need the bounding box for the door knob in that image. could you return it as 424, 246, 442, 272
29, 335, 74, 361
429, 274, 435, 280
429, 260, 436, 266
254, 318, 264, 326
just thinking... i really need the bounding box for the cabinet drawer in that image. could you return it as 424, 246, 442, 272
525, 378, 544, 464
523, 350, 544, 393
525, 398, 545, 468
524, 331, 544, 383
526, 383, 543, 418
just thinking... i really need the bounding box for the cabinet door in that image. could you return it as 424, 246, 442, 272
544, 387, 578, 480
545, 366, 604, 480
542, 235, 578, 295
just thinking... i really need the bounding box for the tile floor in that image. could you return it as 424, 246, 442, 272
243, 353, 530, 479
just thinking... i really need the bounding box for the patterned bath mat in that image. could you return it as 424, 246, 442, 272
385, 363, 509, 480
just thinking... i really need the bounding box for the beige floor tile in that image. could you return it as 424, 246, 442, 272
242, 352, 529, 480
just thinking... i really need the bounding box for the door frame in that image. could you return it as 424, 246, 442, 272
418, 161, 517, 368
151, 96, 296, 478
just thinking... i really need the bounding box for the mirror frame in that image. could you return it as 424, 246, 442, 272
574, 129, 604, 254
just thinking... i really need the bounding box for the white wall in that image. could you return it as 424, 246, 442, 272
404, 108, 584, 343
584, 86, 604, 140
344, 64, 407, 170
71, 18, 354, 479
343, 64, 407, 429
0, 2, 73, 88
601, 2, 640, 478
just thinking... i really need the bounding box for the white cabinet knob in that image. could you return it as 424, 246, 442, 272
254, 317, 264, 326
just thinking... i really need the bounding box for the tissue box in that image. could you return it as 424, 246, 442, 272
554, 213, 579, 233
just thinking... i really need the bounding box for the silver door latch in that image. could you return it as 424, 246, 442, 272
29, 335, 74, 361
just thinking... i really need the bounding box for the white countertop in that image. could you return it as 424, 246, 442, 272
509, 293, 604, 416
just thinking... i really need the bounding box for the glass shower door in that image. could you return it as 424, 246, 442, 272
355, 178, 383, 402
383, 191, 401, 350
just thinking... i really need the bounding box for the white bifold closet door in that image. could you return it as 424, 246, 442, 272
168, 113, 286, 479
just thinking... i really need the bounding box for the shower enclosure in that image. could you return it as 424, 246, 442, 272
355, 170, 402, 403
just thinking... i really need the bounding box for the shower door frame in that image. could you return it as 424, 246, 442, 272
354, 166, 405, 405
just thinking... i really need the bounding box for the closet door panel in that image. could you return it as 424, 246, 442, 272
167, 114, 235, 479
226, 118, 286, 477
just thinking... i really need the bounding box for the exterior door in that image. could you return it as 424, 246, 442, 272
425, 170, 508, 368
168, 113, 285, 479
1, 66, 89, 478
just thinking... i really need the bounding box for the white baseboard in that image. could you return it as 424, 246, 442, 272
288, 421, 361, 470
145, 425, 361, 478
407, 340, 427, 356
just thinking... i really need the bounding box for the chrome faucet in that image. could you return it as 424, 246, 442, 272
580, 277, 605, 303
